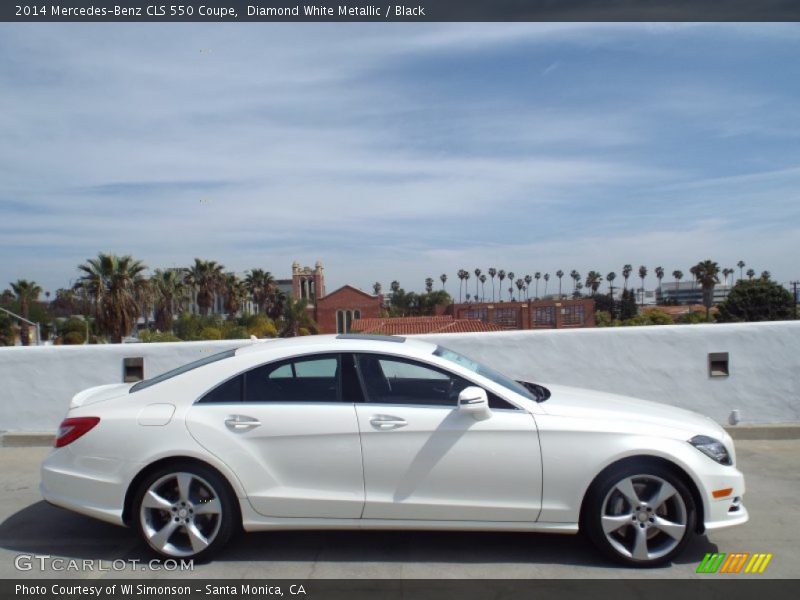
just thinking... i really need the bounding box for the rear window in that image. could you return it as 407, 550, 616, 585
130, 349, 238, 393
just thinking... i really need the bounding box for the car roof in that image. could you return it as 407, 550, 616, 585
233, 333, 438, 357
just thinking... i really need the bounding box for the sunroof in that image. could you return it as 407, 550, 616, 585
335, 334, 406, 343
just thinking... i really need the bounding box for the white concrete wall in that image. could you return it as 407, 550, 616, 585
0, 322, 797, 431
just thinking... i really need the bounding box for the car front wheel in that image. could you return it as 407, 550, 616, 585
584, 462, 697, 567
134, 463, 237, 560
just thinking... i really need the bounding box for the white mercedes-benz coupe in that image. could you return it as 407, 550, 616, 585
41, 334, 747, 566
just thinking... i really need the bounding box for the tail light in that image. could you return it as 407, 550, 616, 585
55, 417, 100, 448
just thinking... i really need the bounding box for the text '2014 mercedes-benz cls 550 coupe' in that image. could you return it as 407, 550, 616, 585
41, 334, 747, 566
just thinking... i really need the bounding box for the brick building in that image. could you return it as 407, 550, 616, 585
351, 315, 507, 335
437, 297, 595, 329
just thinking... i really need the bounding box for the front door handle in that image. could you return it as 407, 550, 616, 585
225, 415, 261, 432
369, 415, 407, 430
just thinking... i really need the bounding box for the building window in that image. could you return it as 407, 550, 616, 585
354, 309, 361, 320
336, 310, 344, 334
337, 309, 357, 333
493, 307, 519, 328
459, 308, 488, 322
561, 305, 585, 326
533, 306, 556, 327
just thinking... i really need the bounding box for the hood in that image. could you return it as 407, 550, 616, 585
69, 383, 133, 409
539, 383, 725, 439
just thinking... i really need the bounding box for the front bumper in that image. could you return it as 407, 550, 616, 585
697, 464, 749, 532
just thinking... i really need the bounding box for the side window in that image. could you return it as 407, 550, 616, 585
198, 374, 244, 403
356, 354, 470, 407
245, 355, 340, 402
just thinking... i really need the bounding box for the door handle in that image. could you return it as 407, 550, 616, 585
225, 415, 261, 432
369, 415, 407, 430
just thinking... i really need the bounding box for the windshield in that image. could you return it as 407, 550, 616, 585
433, 345, 538, 402
130, 348, 238, 393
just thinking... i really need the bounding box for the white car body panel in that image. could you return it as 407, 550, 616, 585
355, 404, 542, 521
41, 334, 748, 556
186, 402, 364, 518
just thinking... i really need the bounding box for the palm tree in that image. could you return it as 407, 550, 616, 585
672, 270, 683, 286
425, 277, 434, 294
606, 271, 616, 296
464, 270, 471, 301
506, 272, 515, 300
497, 270, 506, 300
488, 268, 497, 301
585, 271, 602, 296
223, 273, 247, 319
622, 264, 633, 291
655, 266, 665, 291
556, 270, 564, 298
746, 268, 755, 280
186, 259, 225, 316
638, 265, 648, 306
721, 268, 732, 287
456, 270, 466, 303
761, 270, 771, 280
74, 253, 147, 343
439, 273, 447, 292
524, 274, 532, 300
373, 282, 382, 296
479, 274, 487, 301
534, 272, 541, 299
281, 297, 317, 337
515, 278, 524, 301
692, 260, 720, 319
151, 269, 187, 332
136, 278, 155, 329
737, 260, 746, 281
10, 279, 42, 345
474, 269, 481, 301
570, 270, 580, 294
244, 269, 275, 315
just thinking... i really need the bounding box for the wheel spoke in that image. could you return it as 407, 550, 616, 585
142, 490, 173, 511
652, 515, 686, 540
632, 524, 650, 561
649, 481, 677, 510
615, 477, 641, 507
149, 520, 180, 551
602, 514, 632, 534
193, 497, 221, 516
186, 522, 210, 553
176, 473, 193, 503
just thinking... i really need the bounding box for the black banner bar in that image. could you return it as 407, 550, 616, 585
2, 580, 800, 600
3, 1, 800, 23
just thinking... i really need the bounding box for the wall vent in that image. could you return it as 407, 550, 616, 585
708, 352, 729, 377
123, 357, 144, 382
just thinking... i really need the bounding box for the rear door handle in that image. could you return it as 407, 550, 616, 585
369, 415, 407, 430
225, 415, 261, 432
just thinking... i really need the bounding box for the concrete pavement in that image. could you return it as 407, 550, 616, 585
0, 441, 798, 579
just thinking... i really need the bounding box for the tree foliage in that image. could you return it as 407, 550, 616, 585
716, 278, 794, 322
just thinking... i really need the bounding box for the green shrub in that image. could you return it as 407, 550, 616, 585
62, 331, 85, 345
198, 327, 222, 340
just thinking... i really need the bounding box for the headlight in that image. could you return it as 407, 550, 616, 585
689, 435, 732, 465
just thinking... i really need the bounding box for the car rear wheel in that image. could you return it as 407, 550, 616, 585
134, 463, 237, 560
584, 462, 697, 567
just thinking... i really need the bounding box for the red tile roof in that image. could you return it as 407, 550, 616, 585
351, 315, 506, 335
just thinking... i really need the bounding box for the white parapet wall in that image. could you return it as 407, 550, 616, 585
0, 322, 798, 432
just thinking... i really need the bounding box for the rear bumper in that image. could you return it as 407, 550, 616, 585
40, 447, 129, 526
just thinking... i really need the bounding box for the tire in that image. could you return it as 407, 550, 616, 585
583, 460, 697, 567
134, 462, 238, 561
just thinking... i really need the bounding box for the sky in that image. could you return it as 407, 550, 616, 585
1, 22, 799, 296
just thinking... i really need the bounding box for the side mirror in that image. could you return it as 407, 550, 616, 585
458, 386, 491, 419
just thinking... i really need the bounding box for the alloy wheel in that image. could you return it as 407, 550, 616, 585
139, 471, 223, 558
600, 473, 688, 562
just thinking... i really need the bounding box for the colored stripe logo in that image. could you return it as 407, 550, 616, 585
697, 552, 773, 574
